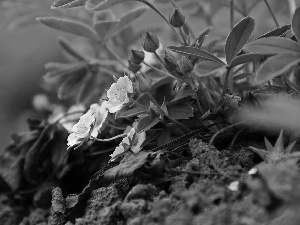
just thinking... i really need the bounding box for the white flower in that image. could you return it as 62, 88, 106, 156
109, 127, 146, 161
228, 181, 239, 192
106, 76, 133, 113
67, 102, 108, 148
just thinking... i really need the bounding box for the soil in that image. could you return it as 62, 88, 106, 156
1, 134, 300, 225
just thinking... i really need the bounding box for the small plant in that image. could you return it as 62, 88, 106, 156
2, 0, 300, 223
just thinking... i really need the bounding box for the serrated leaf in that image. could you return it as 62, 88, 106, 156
256, 54, 300, 84
229, 53, 256, 68
168, 46, 225, 64
137, 116, 160, 133
36, 17, 98, 41
256, 24, 291, 40
292, 7, 300, 42
167, 103, 193, 120
51, 0, 86, 9
244, 37, 300, 55
225, 17, 255, 64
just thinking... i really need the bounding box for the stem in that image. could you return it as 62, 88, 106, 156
153, 51, 166, 66
136, 0, 182, 42
230, 0, 234, 30
145, 92, 192, 133
103, 44, 128, 68
107, 122, 127, 130
142, 61, 174, 78
192, 87, 204, 116
54, 110, 85, 125
179, 27, 188, 46
93, 133, 127, 142
222, 67, 232, 96
263, 0, 280, 27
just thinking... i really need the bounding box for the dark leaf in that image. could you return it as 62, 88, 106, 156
116, 93, 150, 118
168, 46, 225, 64
36, 17, 98, 41
292, 7, 300, 42
51, 0, 86, 8
137, 115, 160, 133
167, 103, 193, 119
256, 54, 300, 84
244, 37, 300, 55
256, 24, 291, 40
157, 128, 170, 146
225, 16, 255, 64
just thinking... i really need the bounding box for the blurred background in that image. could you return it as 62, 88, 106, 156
0, 0, 298, 149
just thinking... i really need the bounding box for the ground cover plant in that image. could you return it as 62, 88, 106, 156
2, 0, 300, 224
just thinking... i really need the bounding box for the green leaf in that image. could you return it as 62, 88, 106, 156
244, 37, 300, 55
137, 116, 160, 133
256, 24, 291, 40
256, 54, 300, 84
194, 60, 226, 76
93, 20, 120, 43
86, 0, 126, 10
58, 37, 86, 61
229, 53, 256, 68
114, 7, 148, 36
233, 72, 254, 81
292, 7, 300, 42
168, 46, 226, 64
157, 128, 170, 147
51, 0, 86, 9
167, 103, 193, 120
36, 17, 98, 41
225, 17, 255, 64
116, 94, 150, 118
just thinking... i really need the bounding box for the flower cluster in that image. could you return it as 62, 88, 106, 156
67, 102, 108, 148
67, 75, 144, 159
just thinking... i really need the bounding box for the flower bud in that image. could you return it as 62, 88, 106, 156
179, 56, 193, 74
170, 9, 185, 28
128, 60, 141, 73
164, 50, 178, 71
141, 31, 160, 53
129, 49, 145, 65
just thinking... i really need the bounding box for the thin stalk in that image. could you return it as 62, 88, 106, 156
263, 0, 280, 27
142, 61, 174, 78
103, 44, 128, 68
107, 122, 127, 130
145, 92, 192, 133
230, 0, 234, 30
54, 110, 85, 125
179, 27, 188, 46
93, 133, 127, 142
136, 0, 183, 42
153, 51, 166, 66
131, 98, 148, 110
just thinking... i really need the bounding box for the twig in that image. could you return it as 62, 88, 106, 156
263, 0, 280, 27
